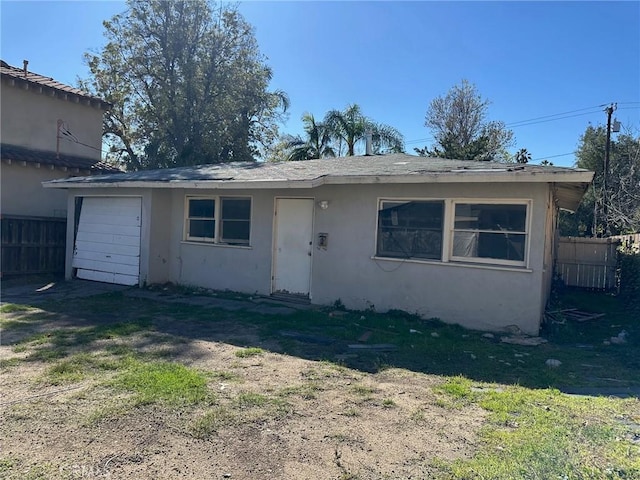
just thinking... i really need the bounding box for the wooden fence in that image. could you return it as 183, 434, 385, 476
556, 236, 620, 290
1, 215, 66, 277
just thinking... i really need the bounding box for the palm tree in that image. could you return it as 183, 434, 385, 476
285, 113, 335, 161
324, 104, 404, 156
515, 148, 532, 164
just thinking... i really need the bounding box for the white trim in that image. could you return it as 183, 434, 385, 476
183, 194, 252, 246
371, 255, 534, 273
373, 196, 533, 269
449, 199, 532, 268
180, 241, 252, 250
375, 197, 445, 261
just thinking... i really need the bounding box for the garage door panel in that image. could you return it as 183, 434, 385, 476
73, 196, 141, 286
78, 213, 141, 227
76, 231, 141, 247
75, 223, 141, 236
73, 257, 139, 277
74, 240, 140, 257
82, 197, 140, 212
73, 250, 139, 266
77, 269, 139, 286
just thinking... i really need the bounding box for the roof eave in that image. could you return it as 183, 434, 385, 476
43, 169, 595, 190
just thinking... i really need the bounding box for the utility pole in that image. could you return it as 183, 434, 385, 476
602, 103, 616, 237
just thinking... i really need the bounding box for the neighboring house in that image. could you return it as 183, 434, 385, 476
44, 154, 593, 335
1, 60, 117, 276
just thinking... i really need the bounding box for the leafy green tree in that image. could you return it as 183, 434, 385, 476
81, 0, 288, 170
324, 104, 404, 156
283, 113, 335, 161
416, 79, 514, 161
560, 126, 640, 236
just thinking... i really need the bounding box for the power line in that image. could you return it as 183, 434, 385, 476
402, 103, 626, 148
531, 151, 577, 162
506, 104, 607, 127
507, 110, 605, 128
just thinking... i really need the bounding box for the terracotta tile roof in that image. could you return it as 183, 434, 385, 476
1, 143, 122, 174
0, 60, 110, 110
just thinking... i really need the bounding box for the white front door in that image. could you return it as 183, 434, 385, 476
72, 196, 141, 286
272, 198, 314, 296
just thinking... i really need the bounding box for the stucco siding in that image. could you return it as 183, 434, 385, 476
1, 86, 102, 159
166, 189, 276, 293
308, 182, 547, 335
1, 163, 70, 217
60, 180, 553, 334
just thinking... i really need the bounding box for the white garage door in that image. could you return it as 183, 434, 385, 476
72, 196, 141, 286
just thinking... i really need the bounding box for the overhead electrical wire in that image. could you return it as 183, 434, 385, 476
401, 102, 640, 159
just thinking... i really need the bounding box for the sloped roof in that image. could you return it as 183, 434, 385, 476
1, 143, 121, 174
0, 60, 110, 110
43, 153, 593, 210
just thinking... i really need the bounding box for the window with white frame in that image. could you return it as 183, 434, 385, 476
451, 203, 528, 265
185, 196, 251, 245
377, 200, 444, 260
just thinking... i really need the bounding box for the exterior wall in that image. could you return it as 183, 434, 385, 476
164, 188, 279, 294
61, 181, 553, 335
1, 163, 75, 217
309, 182, 548, 335
1, 83, 103, 159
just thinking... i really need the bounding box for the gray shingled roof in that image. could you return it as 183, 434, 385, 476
44, 153, 593, 211
45, 153, 591, 186
1, 60, 110, 110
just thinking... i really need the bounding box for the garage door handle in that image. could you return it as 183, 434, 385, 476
105, 255, 111, 258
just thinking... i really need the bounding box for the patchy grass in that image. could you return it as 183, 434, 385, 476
113, 358, 212, 406
2, 286, 639, 479
234, 347, 264, 358
433, 379, 640, 479
0, 303, 34, 314
189, 406, 236, 439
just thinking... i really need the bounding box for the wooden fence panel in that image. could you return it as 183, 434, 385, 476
556, 237, 619, 290
1, 215, 66, 276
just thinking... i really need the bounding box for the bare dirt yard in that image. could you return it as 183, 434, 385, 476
0, 281, 484, 479
1, 279, 638, 479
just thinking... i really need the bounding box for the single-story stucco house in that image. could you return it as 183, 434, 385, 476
44, 154, 593, 335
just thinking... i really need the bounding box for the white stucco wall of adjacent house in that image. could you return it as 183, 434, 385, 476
63, 180, 553, 335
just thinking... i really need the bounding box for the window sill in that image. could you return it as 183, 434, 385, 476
181, 240, 252, 250
371, 256, 532, 273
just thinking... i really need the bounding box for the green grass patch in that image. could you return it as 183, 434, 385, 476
43, 353, 122, 385
0, 304, 33, 314
435, 379, 640, 479
234, 347, 264, 358
114, 358, 211, 406
190, 406, 235, 439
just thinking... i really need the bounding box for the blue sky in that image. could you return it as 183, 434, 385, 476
1, 1, 638, 166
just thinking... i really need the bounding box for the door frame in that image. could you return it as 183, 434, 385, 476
270, 197, 315, 297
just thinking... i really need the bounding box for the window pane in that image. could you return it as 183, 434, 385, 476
189, 199, 215, 219
189, 219, 215, 239
222, 198, 250, 220
455, 204, 526, 232
377, 201, 443, 260
453, 232, 525, 261
221, 220, 250, 243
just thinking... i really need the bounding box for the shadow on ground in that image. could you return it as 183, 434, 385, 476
2, 278, 639, 396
